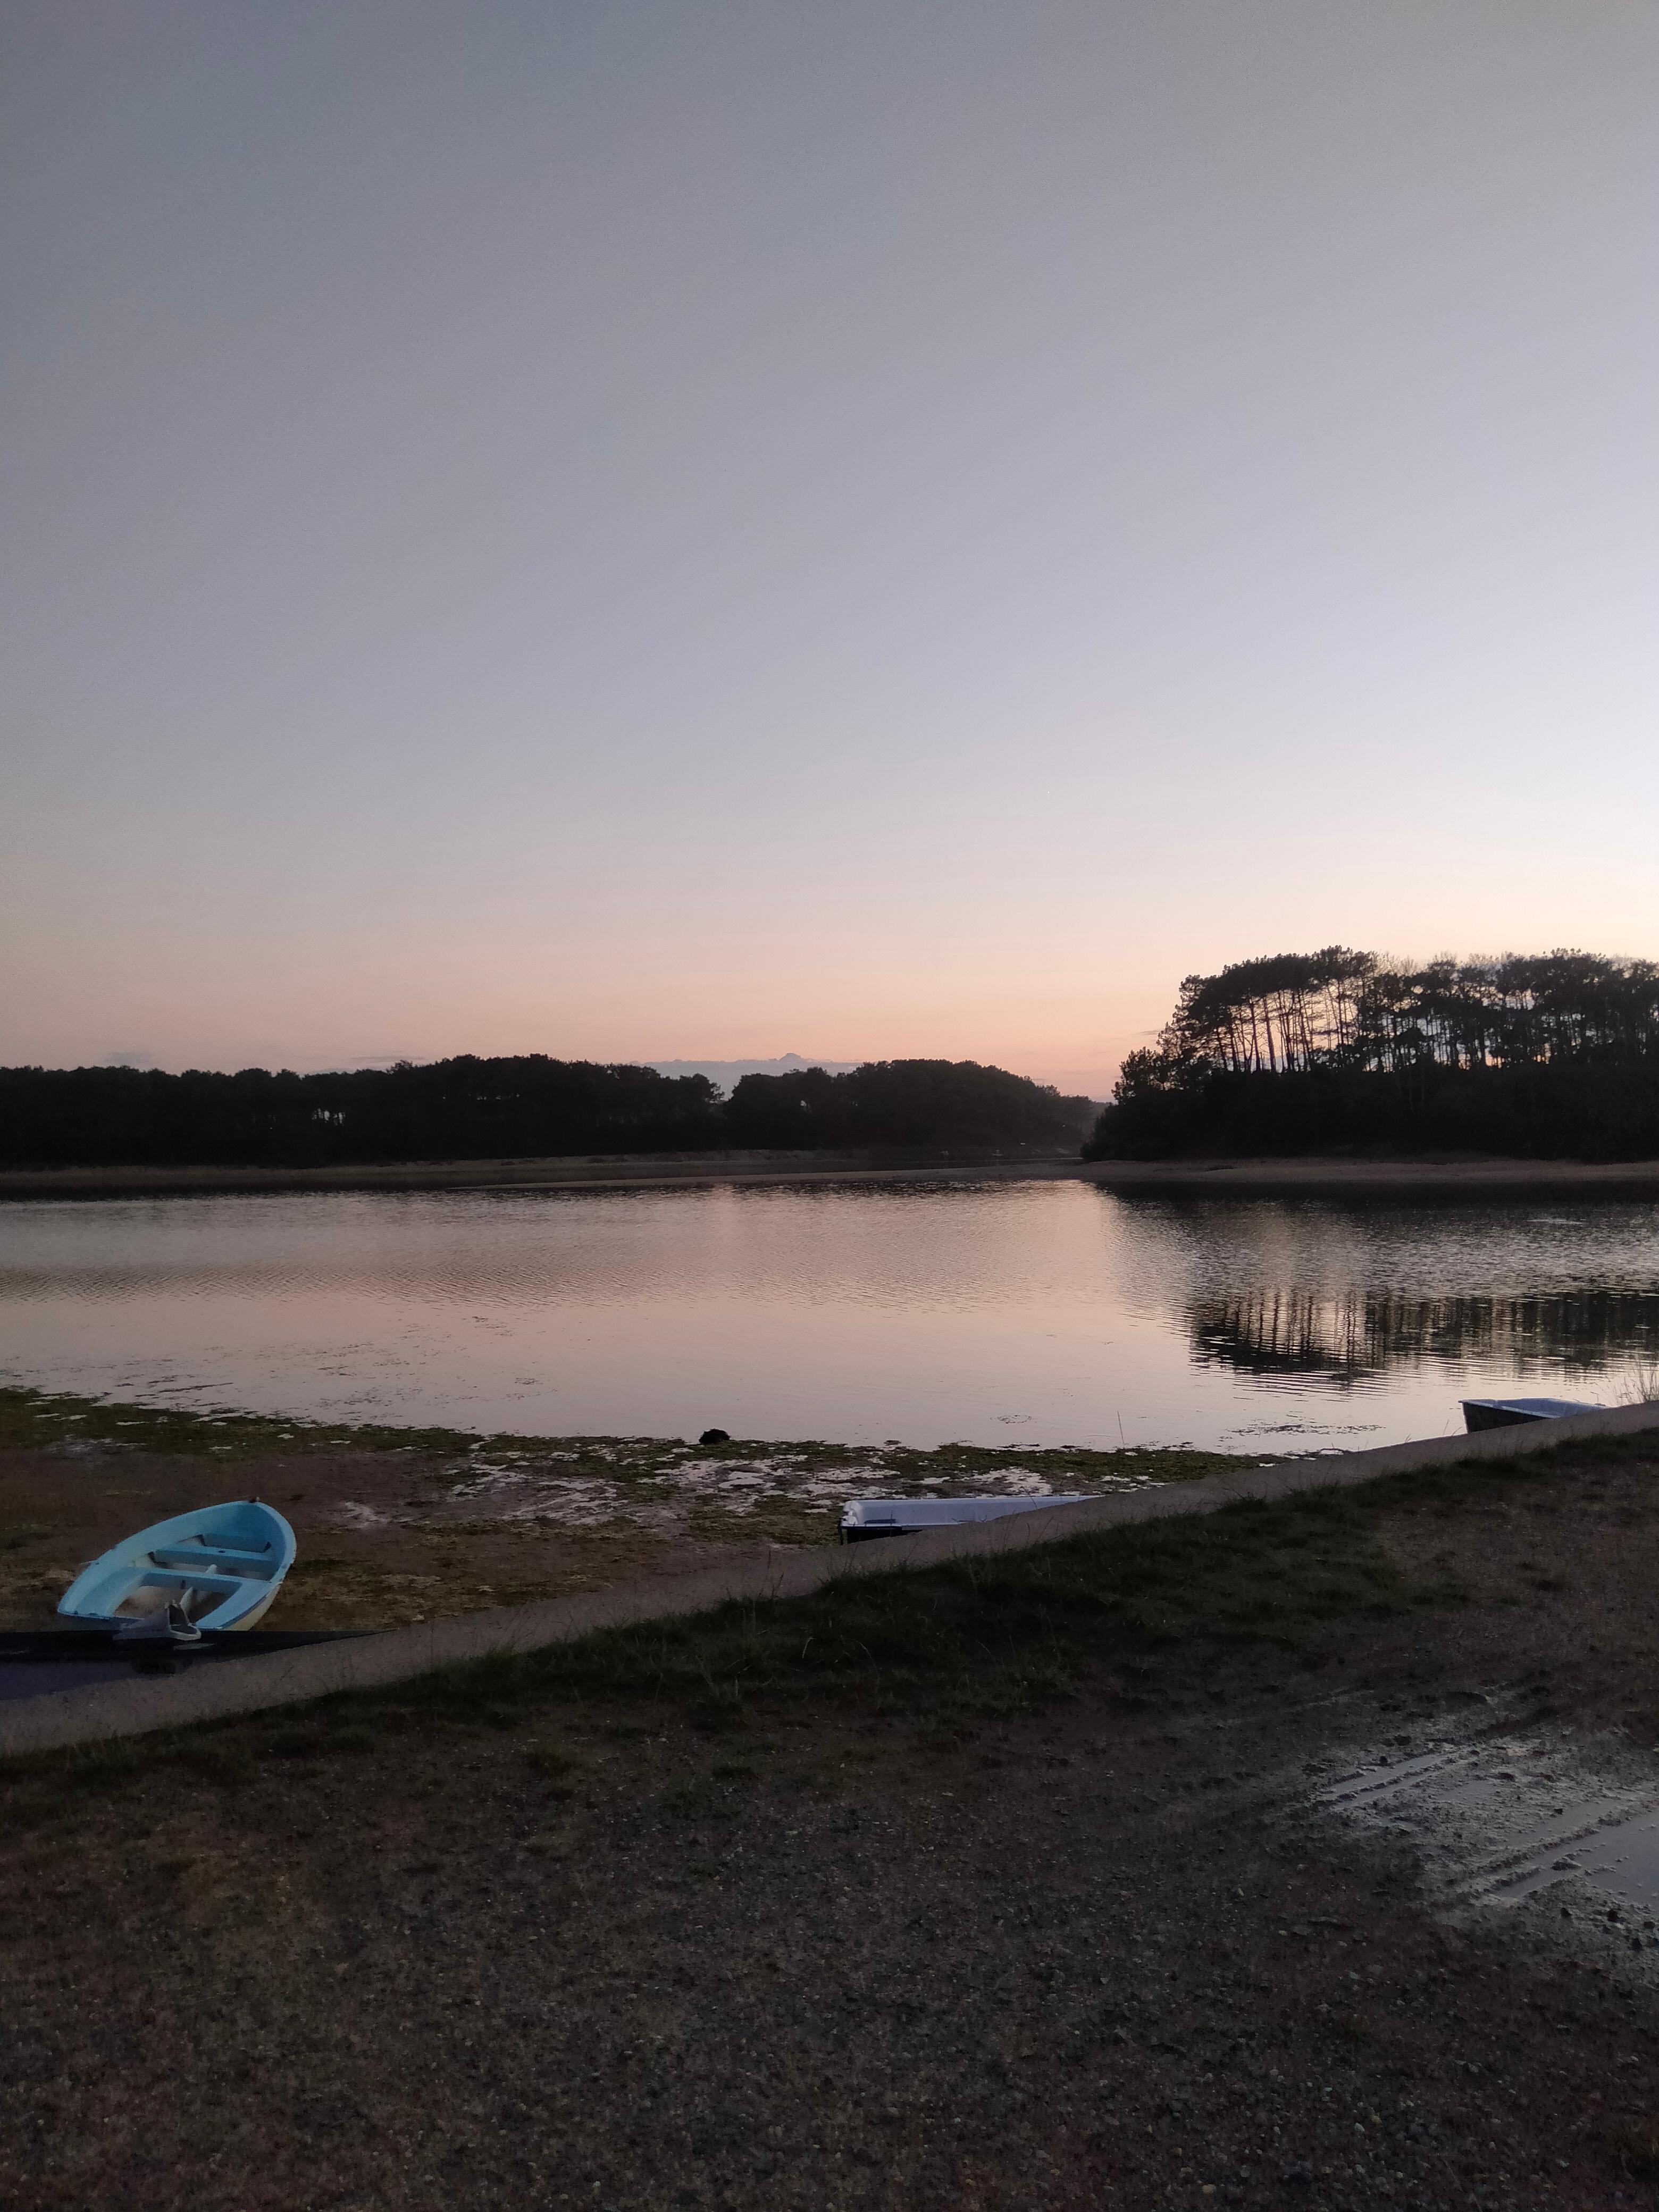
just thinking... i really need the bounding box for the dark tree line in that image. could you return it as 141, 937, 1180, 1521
0, 1055, 1095, 1170
724, 1059, 1094, 1152
1086, 949, 1659, 1161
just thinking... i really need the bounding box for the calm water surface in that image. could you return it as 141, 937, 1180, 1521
2, 1180, 1657, 1452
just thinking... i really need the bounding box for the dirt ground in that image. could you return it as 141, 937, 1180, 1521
6, 1434, 1659, 2209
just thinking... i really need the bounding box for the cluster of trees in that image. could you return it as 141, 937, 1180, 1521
1087, 949, 1659, 1161
0, 1055, 1095, 1170
724, 1058, 1094, 1152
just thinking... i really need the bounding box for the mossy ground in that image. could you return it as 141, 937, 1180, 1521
0, 1381, 1238, 1485
0, 1384, 1244, 1629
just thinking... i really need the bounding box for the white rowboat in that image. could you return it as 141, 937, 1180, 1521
1461, 1397, 1603, 1434
840, 1494, 1091, 1543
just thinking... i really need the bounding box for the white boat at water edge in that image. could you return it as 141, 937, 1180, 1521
840, 1494, 1091, 1543
1461, 1396, 1604, 1434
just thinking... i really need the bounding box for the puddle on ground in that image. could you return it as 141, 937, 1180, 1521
1304, 1719, 1659, 1953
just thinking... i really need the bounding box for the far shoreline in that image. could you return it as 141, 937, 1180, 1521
0, 1147, 1082, 1200
4, 1146, 1659, 1200
1083, 1153, 1659, 1193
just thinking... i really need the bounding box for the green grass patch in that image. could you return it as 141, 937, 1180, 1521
10, 1422, 1654, 1818
373, 1484, 1408, 1738
0, 1482, 1411, 1818
337, 1434, 1659, 1740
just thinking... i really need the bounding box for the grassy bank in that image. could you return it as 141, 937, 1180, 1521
20, 1427, 1648, 1792
358, 1473, 1420, 1745
7, 1469, 1417, 1798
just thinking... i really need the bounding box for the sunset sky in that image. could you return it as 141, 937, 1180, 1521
4, 1, 1655, 1099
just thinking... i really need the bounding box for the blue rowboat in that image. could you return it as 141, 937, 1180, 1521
57, 1500, 296, 1631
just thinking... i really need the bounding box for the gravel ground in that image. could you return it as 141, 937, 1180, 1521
6, 1434, 1659, 2210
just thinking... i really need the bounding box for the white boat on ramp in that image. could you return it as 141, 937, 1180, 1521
1461, 1396, 1603, 1434
841, 1494, 1091, 1543
57, 1499, 296, 1631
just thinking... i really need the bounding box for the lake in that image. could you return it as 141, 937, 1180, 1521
2, 1179, 1657, 1452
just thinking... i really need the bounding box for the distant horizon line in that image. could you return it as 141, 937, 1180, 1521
43, 1047, 1110, 1099
81, 1048, 862, 1078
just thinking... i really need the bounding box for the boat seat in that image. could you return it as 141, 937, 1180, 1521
149, 1547, 278, 1579
157, 1548, 274, 1566
128, 1571, 235, 1595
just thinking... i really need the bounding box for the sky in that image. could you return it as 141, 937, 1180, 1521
3, 1, 1655, 1099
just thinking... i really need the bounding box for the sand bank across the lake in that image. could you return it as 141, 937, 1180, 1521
0, 1147, 1084, 1199
4, 1147, 1659, 1199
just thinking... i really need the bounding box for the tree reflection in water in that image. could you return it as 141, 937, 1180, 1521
1186, 1287, 1659, 1385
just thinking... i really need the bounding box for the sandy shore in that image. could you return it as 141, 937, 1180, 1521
4, 1146, 1659, 1200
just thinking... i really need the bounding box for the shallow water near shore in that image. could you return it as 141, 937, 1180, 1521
2, 1178, 1657, 1450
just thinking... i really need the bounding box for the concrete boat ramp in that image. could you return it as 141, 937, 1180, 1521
6, 1399, 1658, 1759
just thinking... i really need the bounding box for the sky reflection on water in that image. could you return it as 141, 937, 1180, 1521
1, 1182, 1656, 1452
